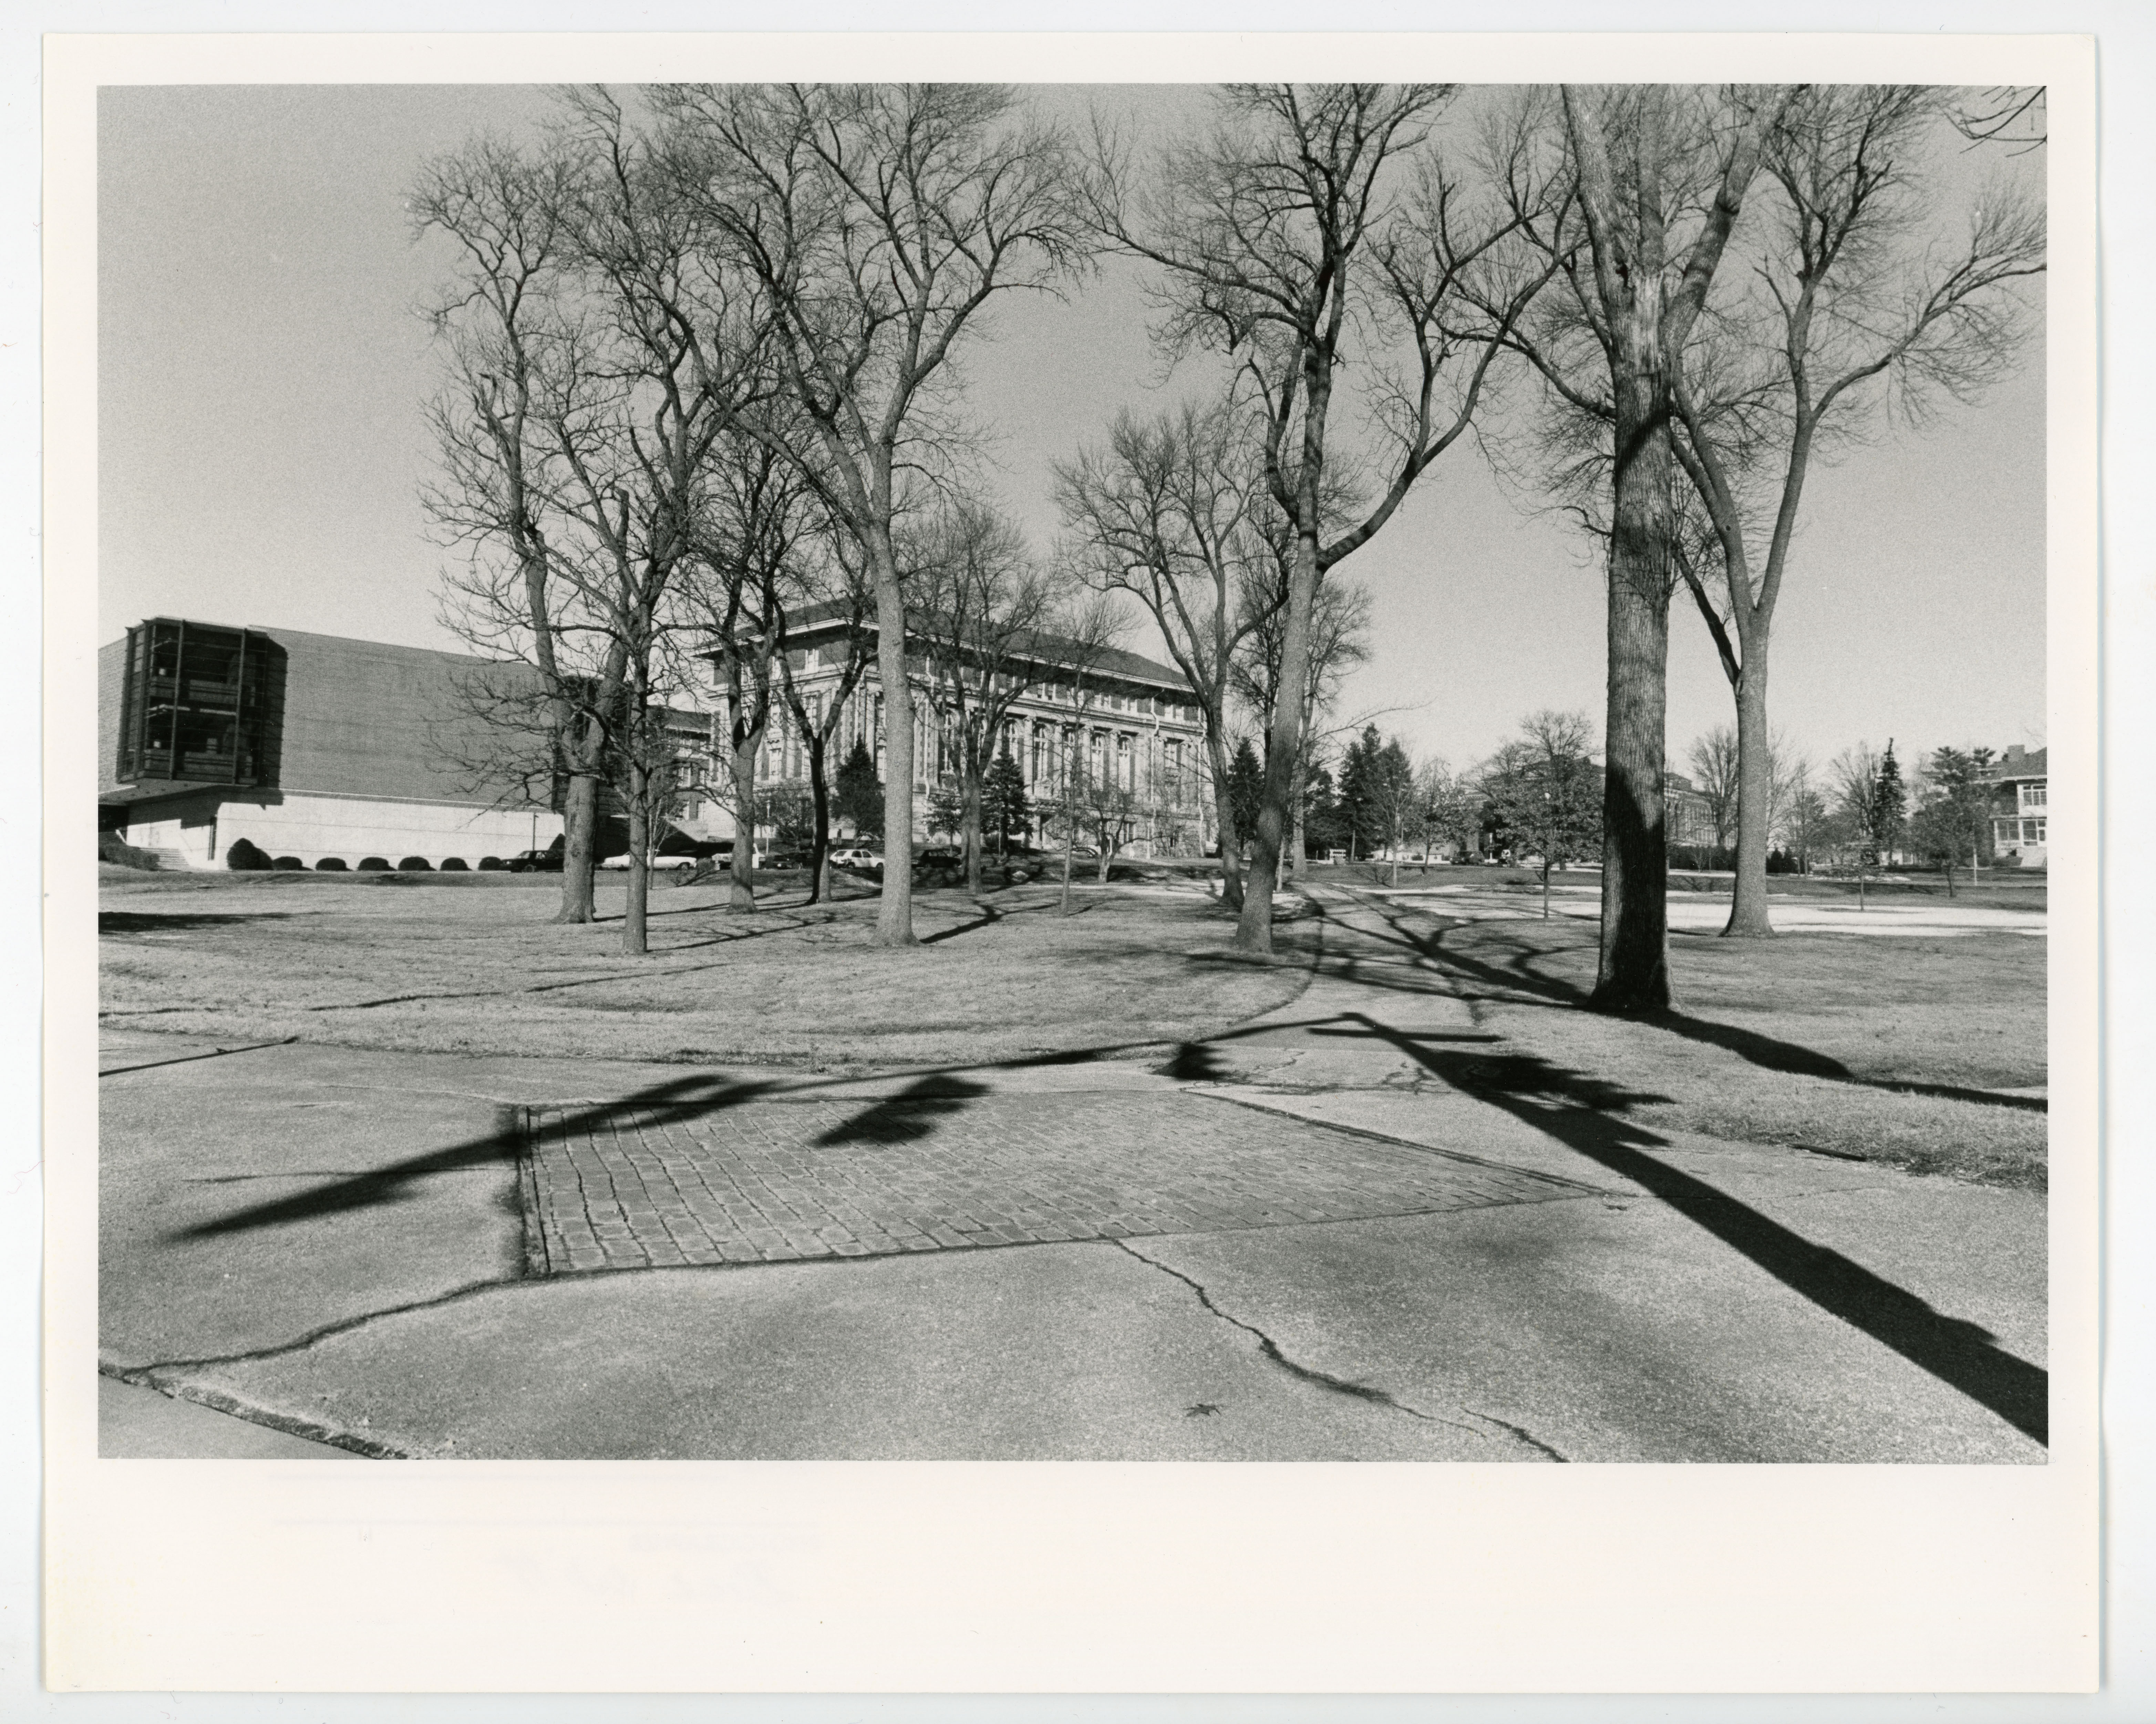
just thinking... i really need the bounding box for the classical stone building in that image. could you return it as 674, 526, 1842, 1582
687, 608, 1211, 857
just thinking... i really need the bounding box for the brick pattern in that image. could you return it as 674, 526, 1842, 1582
521, 1091, 1595, 1274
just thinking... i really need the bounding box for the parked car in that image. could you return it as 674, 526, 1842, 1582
917, 846, 963, 866
507, 848, 563, 874
598, 850, 698, 871
828, 845, 881, 870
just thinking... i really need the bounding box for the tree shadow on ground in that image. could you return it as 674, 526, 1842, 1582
1324, 1010, 2048, 1447
1362, 905, 2045, 1114
101, 911, 300, 933
172, 1077, 777, 1241
814, 1075, 991, 1144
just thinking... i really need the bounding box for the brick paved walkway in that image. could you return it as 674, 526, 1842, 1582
519, 1086, 1599, 1274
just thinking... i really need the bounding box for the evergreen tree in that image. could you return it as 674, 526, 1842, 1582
981, 747, 1030, 855
1870, 740, 1908, 862
1225, 739, 1265, 855
927, 783, 965, 844
833, 737, 884, 840
1337, 725, 1383, 859
1301, 763, 1345, 859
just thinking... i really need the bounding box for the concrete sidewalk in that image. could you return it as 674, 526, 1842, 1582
97, 897, 2047, 1462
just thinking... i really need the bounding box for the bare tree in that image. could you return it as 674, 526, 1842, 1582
683, 431, 823, 911
1669, 86, 2044, 938
771, 537, 876, 905
1951, 87, 2045, 153
1086, 83, 1555, 954
1418, 757, 1482, 862
909, 497, 1064, 898
415, 135, 613, 925
1232, 565, 1374, 879
1685, 723, 1741, 853
1478, 709, 1601, 918
655, 82, 1089, 948
1055, 399, 1276, 911
1492, 83, 1793, 1010
417, 99, 761, 954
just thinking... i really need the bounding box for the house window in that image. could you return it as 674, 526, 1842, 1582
1116, 732, 1134, 791
2023, 784, 2048, 809
2025, 819, 2046, 845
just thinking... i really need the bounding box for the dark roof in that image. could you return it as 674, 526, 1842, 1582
737, 600, 1195, 696
1985, 746, 2048, 782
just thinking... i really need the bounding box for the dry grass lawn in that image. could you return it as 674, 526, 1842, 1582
99, 869, 1316, 1070
1382, 908, 2048, 1188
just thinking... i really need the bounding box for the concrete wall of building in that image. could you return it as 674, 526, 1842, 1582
122, 789, 563, 870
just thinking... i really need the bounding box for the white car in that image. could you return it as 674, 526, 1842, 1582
827, 846, 882, 870
598, 851, 699, 871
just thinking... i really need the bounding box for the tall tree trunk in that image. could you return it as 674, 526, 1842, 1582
962, 765, 985, 897
1289, 749, 1308, 880
1238, 562, 1315, 957
804, 731, 831, 906
729, 729, 760, 910
1723, 652, 1775, 938
1206, 732, 1244, 911
873, 572, 916, 946
555, 759, 601, 924
622, 760, 649, 956
1590, 382, 1675, 1013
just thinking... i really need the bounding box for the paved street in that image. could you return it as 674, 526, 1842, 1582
98, 890, 2049, 1463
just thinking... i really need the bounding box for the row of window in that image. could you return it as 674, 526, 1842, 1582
1994, 818, 2048, 846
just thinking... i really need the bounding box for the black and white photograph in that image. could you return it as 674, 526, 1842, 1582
37, 24, 2113, 1702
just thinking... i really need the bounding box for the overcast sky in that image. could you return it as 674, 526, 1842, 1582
98, 83, 2048, 778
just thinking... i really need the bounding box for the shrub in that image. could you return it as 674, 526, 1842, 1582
272, 856, 305, 871
224, 837, 272, 871
357, 857, 390, 871
396, 856, 434, 871
98, 833, 163, 870
439, 856, 470, 871
477, 856, 507, 871
314, 857, 349, 871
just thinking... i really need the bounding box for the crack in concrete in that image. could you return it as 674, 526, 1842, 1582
1112, 1239, 1488, 1438
106, 1276, 517, 1380
1463, 1408, 1569, 1462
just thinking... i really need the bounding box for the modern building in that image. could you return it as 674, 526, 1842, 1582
1987, 743, 2049, 869
690, 608, 1210, 857
99, 618, 564, 869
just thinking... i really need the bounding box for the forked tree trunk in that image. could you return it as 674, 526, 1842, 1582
1724, 651, 1775, 938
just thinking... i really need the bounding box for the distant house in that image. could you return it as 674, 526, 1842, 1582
1986, 744, 2049, 869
